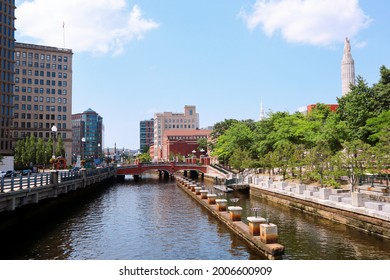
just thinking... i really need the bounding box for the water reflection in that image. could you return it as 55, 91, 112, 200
2, 174, 390, 260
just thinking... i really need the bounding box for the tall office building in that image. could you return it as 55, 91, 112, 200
140, 119, 154, 152
341, 37, 355, 96
13, 42, 73, 163
153, 105, 199, 161
0, 0, 16, 170
72, 108, 103, 160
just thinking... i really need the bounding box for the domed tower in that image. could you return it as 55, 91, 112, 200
341, 37, 355, 96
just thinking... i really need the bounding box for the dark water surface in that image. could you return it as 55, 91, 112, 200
2, 175, 390, 260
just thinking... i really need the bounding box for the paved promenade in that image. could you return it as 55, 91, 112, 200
249, 175, 390, 222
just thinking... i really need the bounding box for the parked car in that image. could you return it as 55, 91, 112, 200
21, 169, 32, 176
4, 170, 18, 177
0, 171, 6, 177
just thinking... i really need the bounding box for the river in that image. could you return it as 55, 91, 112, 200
2, 174, 390, 260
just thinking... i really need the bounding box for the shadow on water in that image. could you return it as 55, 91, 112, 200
0, 181, 113, 260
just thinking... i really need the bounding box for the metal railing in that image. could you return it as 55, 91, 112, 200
1, 173, 51, 193
1, 167, 116, 194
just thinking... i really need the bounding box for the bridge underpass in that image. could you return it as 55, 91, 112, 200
116, 163, 208, 181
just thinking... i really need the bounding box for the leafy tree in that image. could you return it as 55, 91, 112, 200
197, 138, 208, 152
55, 136, 65, 157
273, 140, 295, 181
137, 152, 151, 163
229, 148, 252, 171
307, 141, 332, 188
365, 110, 390, 145
36, 138, 46, 165
210, 119, 239, 139
212, 121, 255, 165
337, 140, 372, 191
336, 76, 376, 141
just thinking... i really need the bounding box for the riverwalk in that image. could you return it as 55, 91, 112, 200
248, 176, 390, 239
0, 167, 116, 212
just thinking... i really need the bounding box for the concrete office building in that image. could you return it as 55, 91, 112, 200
13, 42, 73, 164
0, 0, 16, 171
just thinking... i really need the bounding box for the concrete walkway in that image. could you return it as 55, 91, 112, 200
250, 176, 390, 222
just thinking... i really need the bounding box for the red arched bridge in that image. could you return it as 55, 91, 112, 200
116, 162, 208, 177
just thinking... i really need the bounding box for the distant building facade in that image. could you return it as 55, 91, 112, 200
298, 104, 339, 115
341, 37, 355, 96
12, 42, 73, 164
140, 119, 154, 152
161, 129, 211, 161
72, 108, 103, 160
0, 0, 16, 170
153, 105, 199, 161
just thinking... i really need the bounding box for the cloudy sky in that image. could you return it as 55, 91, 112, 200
15, 0, 390, 149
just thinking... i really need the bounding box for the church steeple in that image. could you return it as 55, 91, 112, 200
341, 37, 355, 96
259, 100, 265, 121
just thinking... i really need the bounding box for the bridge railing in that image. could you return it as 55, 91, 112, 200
1, 173, 51, 193
1, 167, 116, 194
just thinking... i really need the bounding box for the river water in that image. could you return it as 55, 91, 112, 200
3, 175, 390, 260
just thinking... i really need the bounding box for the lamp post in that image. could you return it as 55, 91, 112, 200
51, 125, 57, 169
81, 137, 86, 161
98, 143, 101, 164
192, 149, 196, 164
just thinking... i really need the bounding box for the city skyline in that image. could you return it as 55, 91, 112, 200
14, 0, 390, 149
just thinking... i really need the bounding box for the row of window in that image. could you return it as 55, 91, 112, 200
14, 121, 67, 129
14, 86, 68, 95
15, 60, 68, 70
14, 131, 67, 140
15, 69, 68, 78
15, 77, 68, 86
165, 124, 196, 129
14, 112, 67, 120
14, 104, 68, 112
15, 52, 68, 63
164, 118, 196, 123
14, 95, 67, 104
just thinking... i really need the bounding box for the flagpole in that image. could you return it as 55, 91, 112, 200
63, 21, 65, 48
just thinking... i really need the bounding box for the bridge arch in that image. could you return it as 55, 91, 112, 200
117, 163, 208, 179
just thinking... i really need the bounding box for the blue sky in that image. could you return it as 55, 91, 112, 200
15, 0, 390, 150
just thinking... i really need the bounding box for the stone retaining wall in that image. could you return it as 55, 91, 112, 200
250, 187, 390, 239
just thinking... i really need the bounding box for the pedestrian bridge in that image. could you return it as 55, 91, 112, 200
116, 162, 208, 177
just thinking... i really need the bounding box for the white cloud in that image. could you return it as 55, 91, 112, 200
240, 0, 372, 46
15, 0, 159, 55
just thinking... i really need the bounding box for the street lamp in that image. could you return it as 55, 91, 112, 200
51, 125, 57, 169
81, 137, 86, 160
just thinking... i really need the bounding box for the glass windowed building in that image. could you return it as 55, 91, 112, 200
72, 108, 103, 160
0, 0, 16, 170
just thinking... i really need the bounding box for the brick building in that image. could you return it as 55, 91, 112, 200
160, 129, 211, 162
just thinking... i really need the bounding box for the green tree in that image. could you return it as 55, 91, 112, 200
365, 110, 390, 145
307, 141, 332, 188
25, 134, 37, 165
55, 136, 65, 157
212, 121, 255, 165
337, 140, 372, 191
138, 152, 151, 163
36, 138, 46, 165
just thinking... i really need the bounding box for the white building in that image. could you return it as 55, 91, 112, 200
341, 37, 356, 96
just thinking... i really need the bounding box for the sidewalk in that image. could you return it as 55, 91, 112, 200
250, 175, 390, 222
